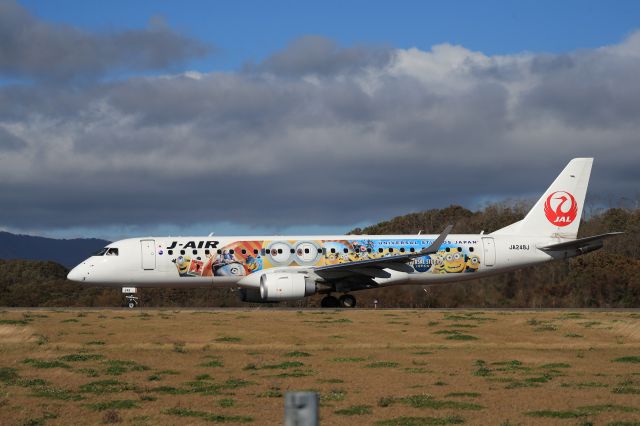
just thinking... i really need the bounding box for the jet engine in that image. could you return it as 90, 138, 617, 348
260, 273, 316, 301
238, 273, 316, 302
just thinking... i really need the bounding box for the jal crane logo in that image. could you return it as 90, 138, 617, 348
544, 191, 578, 227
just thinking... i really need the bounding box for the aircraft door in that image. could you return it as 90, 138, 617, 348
140, 239, 156, 270
481, 237, 495, 267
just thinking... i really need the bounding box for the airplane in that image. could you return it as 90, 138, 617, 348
67, 158, 621, 308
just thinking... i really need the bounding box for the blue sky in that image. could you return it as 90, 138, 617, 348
2, 1, 640, 240
20, 0, 640, 70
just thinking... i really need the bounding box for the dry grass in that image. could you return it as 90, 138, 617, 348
1, 309, 640, 425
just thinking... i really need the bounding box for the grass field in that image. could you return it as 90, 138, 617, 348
1, 309, 640, 425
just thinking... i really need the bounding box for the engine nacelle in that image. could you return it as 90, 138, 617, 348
259, 273, 316, 301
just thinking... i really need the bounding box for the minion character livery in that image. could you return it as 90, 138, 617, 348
174, 256, 191, 277
465, 254, 480, 272
443, 248, 466, 273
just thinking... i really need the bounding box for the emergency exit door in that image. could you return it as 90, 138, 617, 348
140, 239, 156, 270
481, 237, 495, 267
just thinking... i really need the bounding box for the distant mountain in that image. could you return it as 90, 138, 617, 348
0, 231, 110, 268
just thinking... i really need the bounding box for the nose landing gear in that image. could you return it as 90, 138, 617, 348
320, 294, 356, 308
125, 295, 139, 309
122, 287, 139, 308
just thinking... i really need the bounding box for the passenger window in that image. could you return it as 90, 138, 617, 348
261, 248, 267, 256
378, 248, 383, 253
445, 247, 450, 252
278, 249, 283, 254
205, 249, 210, 255
331, 248, 336, 254
168, 250, 173, 255
254, 249, 258, 254
229, 249, 235, 254
343, 248, 348, 253
242, 249, 247, 255
304, 248, 310, 254
410, 247, 415, 253
290, 249, 295, 254
180, 250, 185, 255
400, 247, 405, 253
457, 247, 462, 252
367, 248, 372, 253
217, 249, 222, 254
469, 247, 474, 252
318, 248, 323, 254
389, 248, 394, 253
192, 250, 197, 255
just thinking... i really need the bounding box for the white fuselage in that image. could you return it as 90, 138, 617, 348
67, 233, 562, 290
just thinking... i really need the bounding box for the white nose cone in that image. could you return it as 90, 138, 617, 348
67, 265, 85, 282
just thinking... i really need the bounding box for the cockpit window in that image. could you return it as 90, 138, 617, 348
106, 248, 119, 256
93, 247, 109, 256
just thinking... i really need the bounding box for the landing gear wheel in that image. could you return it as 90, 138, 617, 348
320, 295, 340, 308
339, 294, 357, 308
125, 295, 139, 309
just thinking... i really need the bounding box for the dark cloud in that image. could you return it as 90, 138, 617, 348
0, 25, 639, 236
0, 126, 26, 151
519, 48, 640, 128
0, 0, 210, 82
249, 35, 393, 77
530, 53, 575, 73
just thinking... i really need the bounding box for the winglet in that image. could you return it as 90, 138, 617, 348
420, 224, 453, 255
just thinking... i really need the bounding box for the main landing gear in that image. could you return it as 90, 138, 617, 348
320, 294, 356, 308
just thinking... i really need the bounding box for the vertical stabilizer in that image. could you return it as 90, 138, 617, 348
492, 158, 593, 239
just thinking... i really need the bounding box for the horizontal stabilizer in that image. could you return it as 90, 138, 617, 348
539, 232, 623, 252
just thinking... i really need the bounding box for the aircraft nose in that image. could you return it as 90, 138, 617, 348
67, 264, 86, 282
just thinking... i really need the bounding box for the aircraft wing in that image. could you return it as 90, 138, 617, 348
539, 232, 623, 252
313, 225, 453, 281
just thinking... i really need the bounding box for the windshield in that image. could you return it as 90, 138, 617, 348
93, 247, 109, 256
